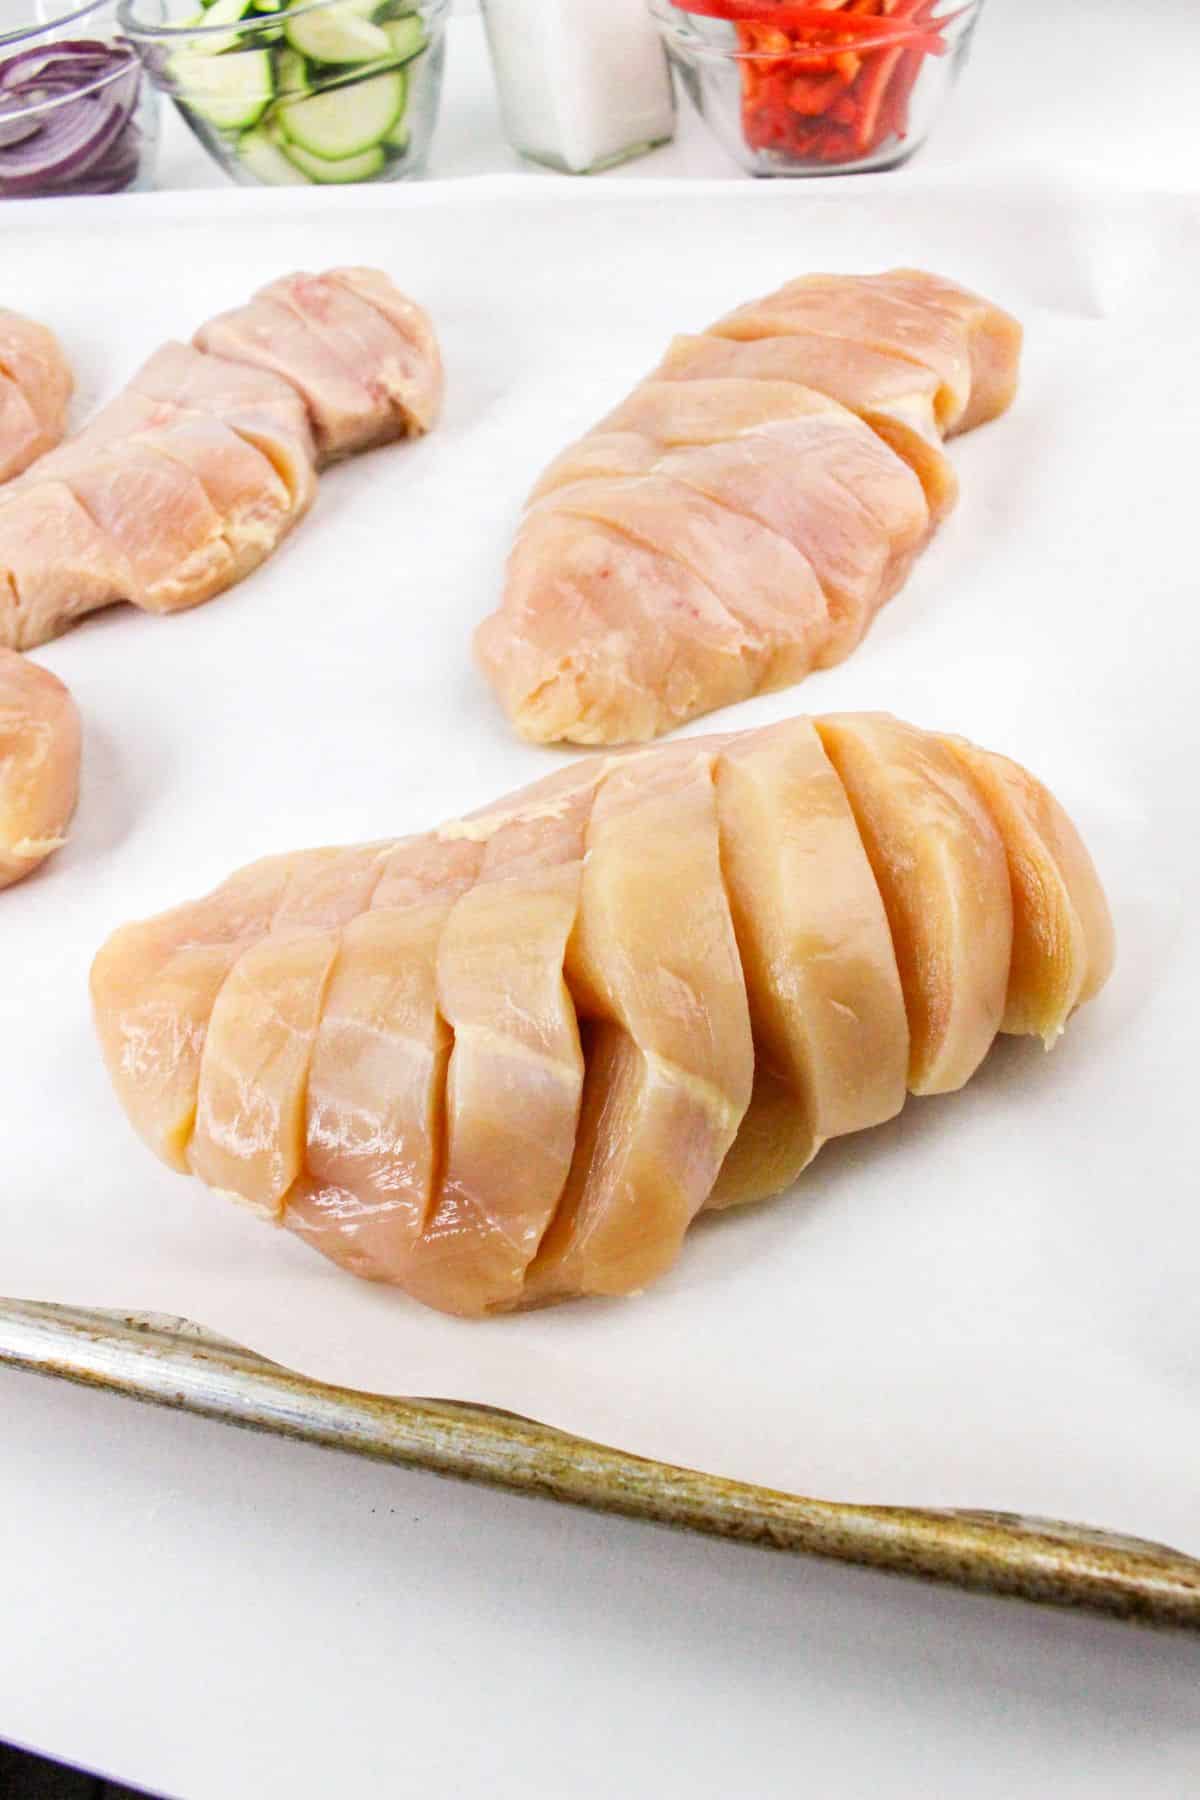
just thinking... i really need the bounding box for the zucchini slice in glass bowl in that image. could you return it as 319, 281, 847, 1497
284, 140, 386, 181
277, 66, 406, 160
119, 0, 448, 184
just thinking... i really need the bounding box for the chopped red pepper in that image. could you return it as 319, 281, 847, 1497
851, 40, 903, 149
676, 0, 943, 40
670, 0, 954, 166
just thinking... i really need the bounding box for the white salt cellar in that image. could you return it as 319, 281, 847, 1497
480, 0, 677, 174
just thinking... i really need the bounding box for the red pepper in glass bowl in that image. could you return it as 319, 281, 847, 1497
647, 0, 983, 175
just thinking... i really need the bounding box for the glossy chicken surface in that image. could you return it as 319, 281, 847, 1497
92, 713, 1112, 1317
477, 270, 1022, 745
0, 269, 442, 651
0, 308, 72, 485
0, 648, 81, 890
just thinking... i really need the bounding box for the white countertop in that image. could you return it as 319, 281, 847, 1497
5, 4, 1200, 1796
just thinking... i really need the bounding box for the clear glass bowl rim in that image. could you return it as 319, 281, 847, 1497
0, 0, 120, 50
0, 40, 143, 119
117, 0, 448, 45
646, 0, 979, 61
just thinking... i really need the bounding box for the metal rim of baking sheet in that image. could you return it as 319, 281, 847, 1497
2, 1297, 1197, 1632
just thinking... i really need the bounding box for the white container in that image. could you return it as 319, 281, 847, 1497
480, 0, 676, 174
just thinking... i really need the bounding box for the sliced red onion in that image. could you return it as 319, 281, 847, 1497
0, 39, 143, 198
0, 95, 44, 149
0, 40, 138, 90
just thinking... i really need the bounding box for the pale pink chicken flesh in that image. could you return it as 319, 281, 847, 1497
0, 269, 442, 651
0, 648, 81, 891
0, 309, 72, 485
815, 714, 1014, 1095
477, 269, 1022, 744
93, 713, 1112, 1318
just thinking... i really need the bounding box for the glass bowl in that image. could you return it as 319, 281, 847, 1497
0, 0, 159, 197
648, 0, 984, 177
118, 0, 447, 187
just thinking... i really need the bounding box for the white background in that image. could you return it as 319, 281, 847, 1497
4, 3, 1200, 1795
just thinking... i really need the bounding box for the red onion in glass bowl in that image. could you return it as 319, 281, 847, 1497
0, 2, 159, 197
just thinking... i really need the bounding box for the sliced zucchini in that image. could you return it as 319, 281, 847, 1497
383, 113, 409, 152
281, 140, 385, 182
274, 45, 312, 95
283, 1, 390, 63
381, 14, 424, 59
172, 47, 274, 128
237, 126, 311, 182
190, 0, 258, 52
277, 66, 403, 158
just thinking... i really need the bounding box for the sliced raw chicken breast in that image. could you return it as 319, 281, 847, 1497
653, 335, 957, 520
328, 266, 444, 433
536, 474, 830, 695
196, 270, 442, 462
478, 269, 1021, 744
0, 648, 81, 890
93, 713, 1109, 1317
0, 309, 72, 483
260, 270, 444, 443
526, 740, 754, 1303
713, 269, 1019, 436
404, 781, 595, 1314
708, 718, 908, 1207
528, 377, 850, 501
858, 271, 1024, 434
0, 482, 131, 649
655, 418, 928, 666
147, 418, 304, 585
194, 295, 389, 464
284, 835, 484, 1278
476, 507, 758, 745
31, 347, 316, 516
61, 439, 236, 615
28, 392, 169, 482
815, 714, 1013, 1095
130, 341, 317, 472
91, 850, 335, 1171
188, 846, 391, 1213
0, 268, 440, 650
942, 739, 1115, 1043
532, 385, 926, 668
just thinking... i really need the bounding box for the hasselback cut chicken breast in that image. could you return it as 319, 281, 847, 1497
0, 308, 72, 484
0, 648, 81, 891
476, 270, 1021, 744
92, 712, 1112, 1318
0, 269, 442, 651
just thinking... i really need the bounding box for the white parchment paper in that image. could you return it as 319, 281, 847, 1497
4, 172, 1198, 1550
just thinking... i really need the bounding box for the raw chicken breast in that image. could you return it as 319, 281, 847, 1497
481, 509, 758, 747
0, 268, 441, 651
195, 269, 443, 461
130, 341, 317, 471
0, 309, 72, 484
0, 648, 81, 890
651, 338, 958, 520
526, 742, 753, 1303
815, 714, 1013, 1094
93, 712, 1111, 1318
707, 717, 908, 1208
477, 269, 1021, 744
714, 269, 1021, 436
0, 483, 131, 648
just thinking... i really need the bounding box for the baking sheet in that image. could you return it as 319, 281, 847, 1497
3, 172, 1198, 1553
